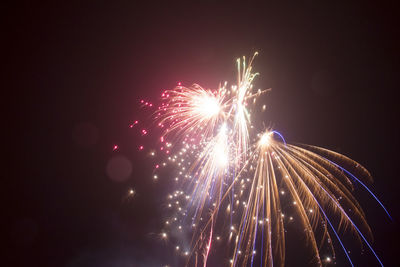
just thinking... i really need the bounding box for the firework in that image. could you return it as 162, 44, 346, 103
157, 84, 225, 142
135, 53, 390, 266
228, 131, 388, 267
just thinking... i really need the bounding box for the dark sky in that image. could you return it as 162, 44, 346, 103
5, 1, 400, 267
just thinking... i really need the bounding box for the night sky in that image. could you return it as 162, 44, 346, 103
5, 2, 400, 266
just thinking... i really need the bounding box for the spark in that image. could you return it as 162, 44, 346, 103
134, 53, 389, 267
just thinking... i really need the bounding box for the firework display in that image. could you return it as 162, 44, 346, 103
134, 53, 390, 266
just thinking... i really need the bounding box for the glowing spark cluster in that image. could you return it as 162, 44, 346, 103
132, 53, 390, 266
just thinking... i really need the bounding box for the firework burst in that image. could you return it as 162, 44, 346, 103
134, 53, 390, 266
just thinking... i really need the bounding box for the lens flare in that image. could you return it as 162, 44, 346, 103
135, 53, 390, 267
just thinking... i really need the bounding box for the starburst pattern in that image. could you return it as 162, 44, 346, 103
133, 53, 390, 267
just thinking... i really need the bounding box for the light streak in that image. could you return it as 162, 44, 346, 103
135, 53, 389, 267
